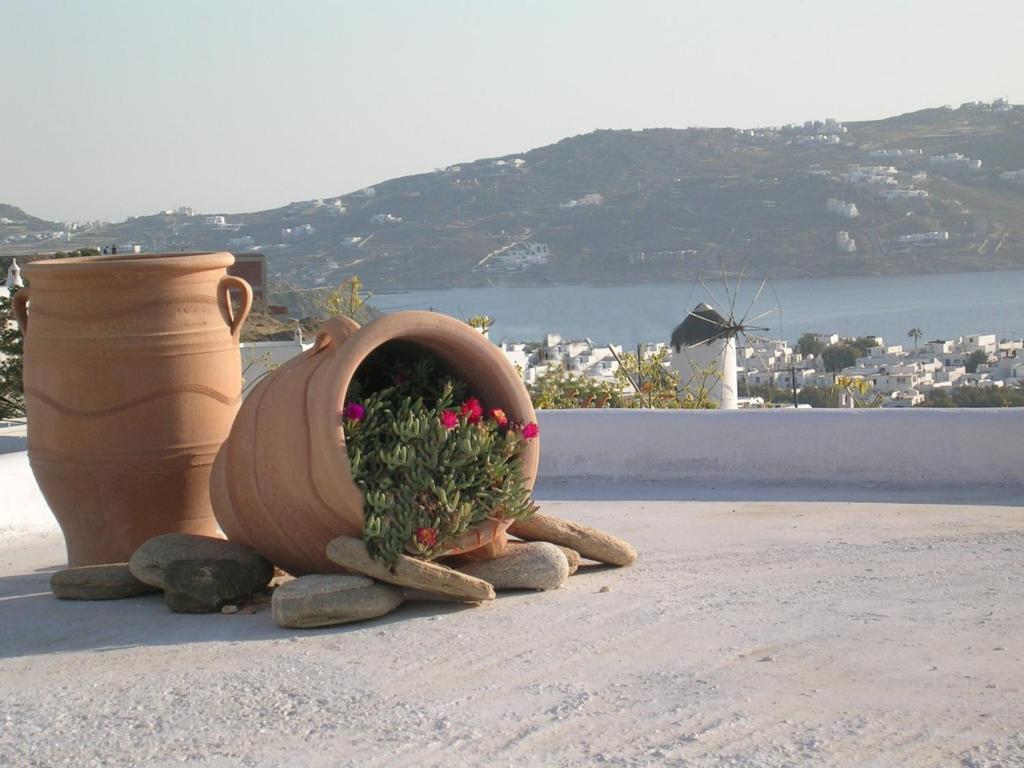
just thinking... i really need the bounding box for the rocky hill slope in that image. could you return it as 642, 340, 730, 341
3, 101, 1024, 291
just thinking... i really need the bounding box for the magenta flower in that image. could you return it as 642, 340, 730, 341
521, 422, 539, 440
440, 410, 459, 430
460, 397, 483, 424
342, 401, 365, 422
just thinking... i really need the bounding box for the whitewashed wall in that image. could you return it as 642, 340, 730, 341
536, 409, 1024, 486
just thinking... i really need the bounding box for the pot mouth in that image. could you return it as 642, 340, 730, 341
22, 251, 235, 276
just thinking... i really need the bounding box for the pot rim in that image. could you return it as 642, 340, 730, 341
22, 251, 235, 276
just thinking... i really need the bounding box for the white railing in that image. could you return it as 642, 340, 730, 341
536, 408, 1024, 487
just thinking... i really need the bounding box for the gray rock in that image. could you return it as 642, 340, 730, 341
456, 541, 569, 591
510, 513, 638, 566
271, 574, 405, 629
50, 563, 157, 601
128, 533, 272, 590
162, 557, 273, 614
558, 546, 581, 575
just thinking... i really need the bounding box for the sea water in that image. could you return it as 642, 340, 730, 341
371, 269, 1024, 348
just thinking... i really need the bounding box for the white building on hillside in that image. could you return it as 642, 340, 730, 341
826, 198, 859, 218
499, 243, 550, 269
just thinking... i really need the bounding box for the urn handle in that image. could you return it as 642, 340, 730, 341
11, 289, 29, 335
218, 276, 253, 339
309, 316, 360, 357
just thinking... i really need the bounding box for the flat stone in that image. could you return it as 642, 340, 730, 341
325, 535, 495, 603
50, 563, 158, 601
456, 542, 569, 591
558, 546, 581, 575
271, 574, 405, 629
510, 513, 638, 566
128, 533, 273, 590
162, 557, 274, 614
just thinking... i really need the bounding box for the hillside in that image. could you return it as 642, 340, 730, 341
4, 101, 1024, 291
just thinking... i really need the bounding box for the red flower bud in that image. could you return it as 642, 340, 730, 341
415, 527, 438, 548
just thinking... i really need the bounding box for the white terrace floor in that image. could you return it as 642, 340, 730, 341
1, 450, 1023, 767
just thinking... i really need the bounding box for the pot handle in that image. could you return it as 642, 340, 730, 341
11, 289, 29, 335
218, 276, 253, 339
309, 316, 360, 357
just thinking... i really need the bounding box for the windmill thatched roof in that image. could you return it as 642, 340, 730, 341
671, 303, 734, 350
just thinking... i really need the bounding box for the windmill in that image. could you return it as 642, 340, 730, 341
669, 260, 783, 409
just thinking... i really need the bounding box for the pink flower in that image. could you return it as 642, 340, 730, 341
489, 408, 508, 427
440, 410, 459, 430
394, 372, 409, 385
460, 397, 483, 424
415, 527, 438, 549
521, 422, 539, 440
342, 401, 365, 422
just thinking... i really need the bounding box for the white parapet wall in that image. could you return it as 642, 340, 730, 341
535, 408, 1024, 487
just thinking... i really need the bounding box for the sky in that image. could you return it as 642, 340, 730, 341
2, 0, 1022, 222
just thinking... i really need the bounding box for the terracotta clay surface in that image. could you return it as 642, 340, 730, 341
211, 311, 539, 575
19, 252, 251, 567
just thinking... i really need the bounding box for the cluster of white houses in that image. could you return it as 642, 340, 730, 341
489, 308, 1024, 409
730, 332, 1024, 408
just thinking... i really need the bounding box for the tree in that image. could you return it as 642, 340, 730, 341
821, 344, 859, 373
908, 327, 923, 348
527, 368, 624, 409
796, 333, 825, 359
848, 337, 878, 357
920, 386, 1024, 408
0, 287, 25, 418
322, 275, 376, 324
831, 374, 881, 408
963, 350, 989, 374
466, 315, 494, 334
794, 385, 832, 408
527, 347, 713, 410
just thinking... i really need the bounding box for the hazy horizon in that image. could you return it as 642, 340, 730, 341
2, 0, 1022, 222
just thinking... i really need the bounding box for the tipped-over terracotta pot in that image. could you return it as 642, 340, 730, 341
210, 311, 540, 575
15, 252, 252, 567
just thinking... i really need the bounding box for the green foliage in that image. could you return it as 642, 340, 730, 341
345, 356, 537, 565
527, 347, 715, 409
848, 337, 879, 355
0, 288, 25, 419
52, 248, 100, 259
746, 383, 829, 408
821, 345, 859, 373
963, 350, 990, 373
832, 375, 882, 408
793, 385, 833, 408
920, 386, 1024, 408
241, 352, 278, 395
466, 315, 494, 333
907, 327, 923, 348
323, 275, 375, 323
528, 368, 623, 408
796, 333, 825, 359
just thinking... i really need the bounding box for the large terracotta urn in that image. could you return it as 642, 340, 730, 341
211, 311, 540, 575
14, 252, 252, 566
